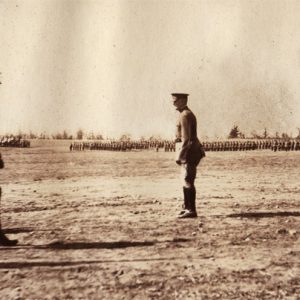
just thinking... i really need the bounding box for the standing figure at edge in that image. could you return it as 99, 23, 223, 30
0, 153, 18, 246
171, 93, 205, 218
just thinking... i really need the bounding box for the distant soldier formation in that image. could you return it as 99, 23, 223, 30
70, 139, 300, 152
70, 140, 176, 152
1, 134, 299, 152
203, 139, 300, 152
0, 135, 30, 148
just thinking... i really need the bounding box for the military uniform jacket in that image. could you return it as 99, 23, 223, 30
175, 106, 205, 166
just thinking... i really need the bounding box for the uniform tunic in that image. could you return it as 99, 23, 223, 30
175, 106, 205, 185
175, 106, 205, 166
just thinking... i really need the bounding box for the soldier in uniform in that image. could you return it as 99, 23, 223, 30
172, 93, 205, 218
0, 153, 18, 246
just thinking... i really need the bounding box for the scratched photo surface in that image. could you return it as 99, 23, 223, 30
1, 1, 300, 299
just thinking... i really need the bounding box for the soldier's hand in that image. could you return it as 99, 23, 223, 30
176, 159, 182, 165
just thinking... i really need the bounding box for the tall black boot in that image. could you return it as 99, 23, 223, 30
178, 187, 189, 216
178, 187, 197, 219
189, 186, 197, 214
0, 230, 18, 246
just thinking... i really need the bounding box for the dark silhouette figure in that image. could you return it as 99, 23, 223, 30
0, 153, 18, 246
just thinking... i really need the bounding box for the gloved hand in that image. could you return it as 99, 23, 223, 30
176, 159, 182, 165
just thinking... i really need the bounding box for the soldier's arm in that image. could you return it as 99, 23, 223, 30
175, 118, 182, 143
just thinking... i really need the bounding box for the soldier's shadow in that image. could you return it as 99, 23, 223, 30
41, 240, 156, 250
37, 237, 190, 250
227, 211, 300, 219
2, 227, 34, 234
0, 238, 156, 250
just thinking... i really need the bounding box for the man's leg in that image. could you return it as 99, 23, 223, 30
178, 164, 197, 218
178, 186, 190, 215
0, 187, 18, 246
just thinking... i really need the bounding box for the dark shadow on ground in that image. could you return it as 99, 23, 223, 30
40, 238, 190, 250
0, 237, 191, 251
227, 211, 300, 219
44, 240, 156, 250
2, 227, 35, 234
0, 241, 155, 251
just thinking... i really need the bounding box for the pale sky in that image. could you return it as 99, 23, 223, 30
1, 0, 300, 139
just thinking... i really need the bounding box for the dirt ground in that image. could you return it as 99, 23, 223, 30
0, 141, 299, 299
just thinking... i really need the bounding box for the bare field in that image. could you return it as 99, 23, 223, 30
0, 142, 299, 299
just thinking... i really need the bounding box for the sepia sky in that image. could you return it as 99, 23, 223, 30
1, 0, 300, 139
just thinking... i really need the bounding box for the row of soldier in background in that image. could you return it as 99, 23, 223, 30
70, 140, 176, 152
203, 139, 300, 152
0, 136, 30, 148
70, 139, 300, 152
